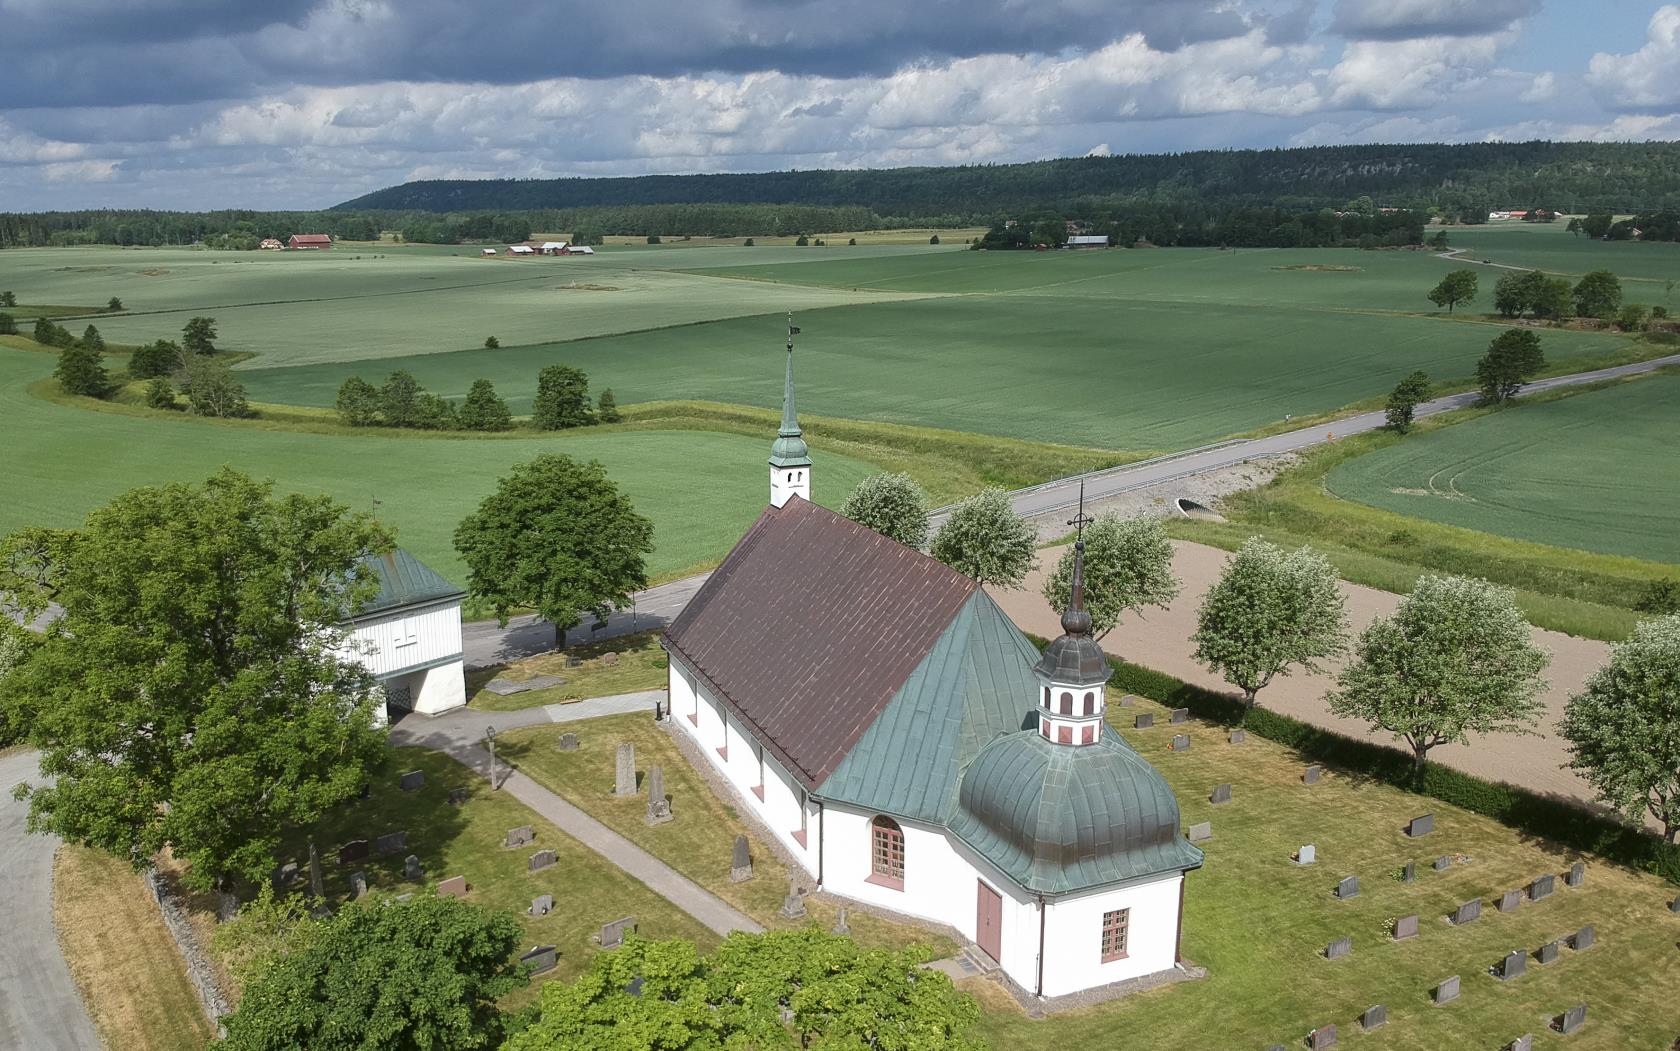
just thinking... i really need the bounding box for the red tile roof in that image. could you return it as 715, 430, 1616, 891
663, 497, 977, 788
289, 233, 332, 246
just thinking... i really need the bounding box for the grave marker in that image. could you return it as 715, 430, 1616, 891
448, 787, 469, 807
1334, 876, 1359, 900
729, 835, 753, 882
614, 743, 637, 796
1401, 860, 1416, 883
1187, 821, 1212, 843
528, 849, 557, 872
338, 840, 369, 866
1507, 1037, 1532, 1051
1406, 814, 1434, 838
1325, 936, 1352, 960
645, 764, 673, 825
1293, 844, 1316, 865
1497, 949, 1525, 981
1135, 713, 1154, 729
436, 875, 467, 898
1671, 897, 1680, 913
557, 732, 579, 751
1360, 1005, 1386, 1031
1452, 899, 1482, 925
1119, 694, 1136, 708
832, 906, 851, 936
1498, 889, 1522, 913
1170, 707, 1189, 723
400, 769, 425, 791
600, 916, 637, 948
350, 871, 367, 900
1566, 861, 1584, 887
1308, 1024, 1337, 1049
1559, 1003, 1587, 1035
1529, 874, 1555, 901
1170, 734, 1190, 752
1303, 765, 1322, 784
1393, 914, 1419, 941
1568, 925, 1595, 951
520, 945, 557, 974
1433, 975, 1460, 1004
1536, 940, 1559, 965
505, 826, 535, 848
1228, 729, 1245, 745
1433, 855, 1452, 871
374, 831, 406, 856
780, 877, 806, 919
529, 894, 553, 917
272, 862, 299, 891
404, 855, 422, 881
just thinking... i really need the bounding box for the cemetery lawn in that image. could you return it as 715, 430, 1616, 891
497, 715, 958, 958
972, 692, 1680, 1050
52, 845, 216, 1051
271, 747, 718, 1007
470, 631, 670, 712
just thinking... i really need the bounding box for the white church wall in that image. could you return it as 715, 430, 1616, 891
345, 600, 462, 678
412, 659, 467, 715
1040, 873, 1183, 997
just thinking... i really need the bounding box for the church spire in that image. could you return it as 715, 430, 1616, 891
769, 314, 812, 508
1031, 480, 1112, 746
1062, 482, 1095, 637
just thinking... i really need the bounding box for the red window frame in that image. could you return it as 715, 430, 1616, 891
1101, 908, 1130, 962
869, 816, 905, 890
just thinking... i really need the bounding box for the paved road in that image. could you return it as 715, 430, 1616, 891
0, 750, 101, 1051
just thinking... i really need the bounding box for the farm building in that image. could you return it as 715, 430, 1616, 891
565, 244, 596, 255
288, 233, 333, 249
481, 248, 498, 255
509, 244, 535, 255
341, 548, 466, 723
540, 241, 569, 255
1066, 235, 1110, 248
663, 344, 1202, 1001
259, 238, 284, 250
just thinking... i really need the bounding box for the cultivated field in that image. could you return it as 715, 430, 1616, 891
0, 349, 878, 583
1326, 372, 1680, 564
1442, 220, 1680, 288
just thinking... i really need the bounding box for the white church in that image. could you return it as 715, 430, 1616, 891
340, 548, 468, 721
662, 336, 1202, 1000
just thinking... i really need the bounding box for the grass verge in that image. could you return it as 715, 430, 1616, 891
469, 631, 670, 711
53, 845, 216, 1051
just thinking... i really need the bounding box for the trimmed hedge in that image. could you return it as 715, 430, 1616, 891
1097, 653, 1680, 884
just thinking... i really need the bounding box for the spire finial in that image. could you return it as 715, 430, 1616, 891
1062, 481, 1094, 636
779, 313, 802, 439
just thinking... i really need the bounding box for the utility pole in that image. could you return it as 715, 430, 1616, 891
484, 725, 500, 790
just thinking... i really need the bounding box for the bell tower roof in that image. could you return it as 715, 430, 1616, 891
1032, 484, 1111, 686
769, 314, 811, 468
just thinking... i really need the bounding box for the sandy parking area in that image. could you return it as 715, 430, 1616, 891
990, 540, 1618, 819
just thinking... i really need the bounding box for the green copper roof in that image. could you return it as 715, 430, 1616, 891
353, 548, 465, 619
950, 729, 1204, 894
769, 347, 811, 467
819, 591, 1040, 824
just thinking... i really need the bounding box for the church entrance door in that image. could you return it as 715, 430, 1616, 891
975, 880, 1002, 963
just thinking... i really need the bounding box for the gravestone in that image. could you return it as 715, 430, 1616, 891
1397, 859, 1414, 883
520, 945, 557, 974
505, 825, 535, 848
400, 769, 425, 791
1361, 1005, 1386, 1031
614, 743, 637, 796
1568, 925, 1595, 951
1208, 783, 1232, 805
600, 916, 636, 948
404, 854, 422, 881
832, 906, 851, 936
1497, 949, 1526, 981
1118, 694, 1136, 707
272, 861, 299, 891
1170, 707, 1189, 723
1228, 729, 1245, 745
1559, 1003, 1586, 1035
1170, 734, 1190, 752
601, 651, 619, 666
338, 839, 369, 865
1187, 821, 1212, 843
557, 732, 579, 751
1536, 940, 1559, 965
644, 764, 673, 825
1293, 844, 1316, 865
1507, 1037, 1532, 1051
1529, 874, 1555, 901
1565, 862, 1584, 887
1433, 855, 1453, 871
1499, 889, 1523, 913
529, 894, 553, 916
448, 787, 470, 807
394, 893, 413, 902
1303, 764, 1322, 784
1334, 876, 1359, 900
780, 877, 806, 919
350, 871, 367, 900
1325, 936, 1352, 960
1393, 914, 1419, 941
1406, 814, 1434, 837
729, 835, 753, 882
309, 842, 324, 899
529, 849, 557, 873
1135, 713, 1154, 729
1452, 899, 1482, 925
1671, 897, 1680, 913
1434, 975, 1460, 1004
374, 831, 406, 856
436, 875, 468, 898
1308, 1024, 1337, 1049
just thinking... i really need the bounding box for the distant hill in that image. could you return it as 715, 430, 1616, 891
335, 142, 1680, 218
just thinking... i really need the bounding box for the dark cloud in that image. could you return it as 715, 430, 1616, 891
1330, 0, 1539, 40
0, 0, 1261, 109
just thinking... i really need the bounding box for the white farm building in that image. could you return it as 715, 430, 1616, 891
661, 343, 1202, 1001
342, 549, 467, 721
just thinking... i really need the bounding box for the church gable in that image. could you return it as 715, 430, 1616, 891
662, 497, 976, 787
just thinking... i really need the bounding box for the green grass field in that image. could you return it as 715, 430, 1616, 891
1326, 372, 1680, 564
0, 347, 877, 584
1441, 221, 1680, 289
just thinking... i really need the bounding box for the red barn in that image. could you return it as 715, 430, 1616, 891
288, 233, 333, 250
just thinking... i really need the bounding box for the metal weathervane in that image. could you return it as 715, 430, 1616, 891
787, 311, 800, 352
1067, 479, 1093, 541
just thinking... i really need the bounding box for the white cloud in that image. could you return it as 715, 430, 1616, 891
1086, 142, 1112, 156
41, 159, 120, 181
1325, 32, 1508, 109
1331, 0, 1537, 40
1518, 71, 1555, 103
1587, 5, 1680, 109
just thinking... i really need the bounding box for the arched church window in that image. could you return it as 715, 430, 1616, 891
1059, 691, 1073, 715
1042, 686, 1050, 706
870, 816, 905, 888
1083, 692, 1095, 716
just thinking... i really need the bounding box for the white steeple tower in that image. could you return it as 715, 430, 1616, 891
1031, 484, 1113, 746
769, 314, 812, 508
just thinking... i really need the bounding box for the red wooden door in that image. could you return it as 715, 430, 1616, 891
976, 880, 1002, 962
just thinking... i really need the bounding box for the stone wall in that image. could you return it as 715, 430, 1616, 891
143, 868, 230, 1037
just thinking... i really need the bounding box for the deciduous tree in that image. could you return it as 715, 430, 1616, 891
1042, 514, 1179, 640
0, 470, 391, 889
1329, 575, 1548, 769
0, 290, 14, 307
182, 316, 218, 355
1560, 615, 1680, 842
930, 487, 1035, 588
177, 354, 251, 417
1385, 370, 1431, 433
532, 365, 594, 430
380, 370, 423, 427
841, 472, 931, 548
595, 387, 622, 423
0, 313, 14, 335
1427, 269, 1478, 312
1573, 269, 1623, 319
129, 339, 182, 379
107, 297, 124, 311
335, 376, 382, 426
1192, 539, 1348, 707
218, 896, 525, 1051
144, 377, 175, 410
54, 343, 109, 397
1475, 328, 1545, 404
458, 379, 512, 431
453, 454, 653, 646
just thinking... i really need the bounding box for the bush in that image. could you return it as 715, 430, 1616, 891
930, 234, 940, 244
0, 313, 15, 335
458, 379, 512, 431
54, 344, 110, 397
144, 377, 175, 410
743, 237, 755, 247
795, 234, 810, 246
1636, 579, 1680, 615
129, 339, 182, 379
107, 297, 124, 311
646, 234, 662, 244
1618, 303, 1650, 332
596, 387, 622, 424
848, 237, 857, 245
483, 335, 499, 349
335, 376, 382, 426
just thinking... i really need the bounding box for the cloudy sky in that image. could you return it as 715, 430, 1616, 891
3, 0, 1679, 211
